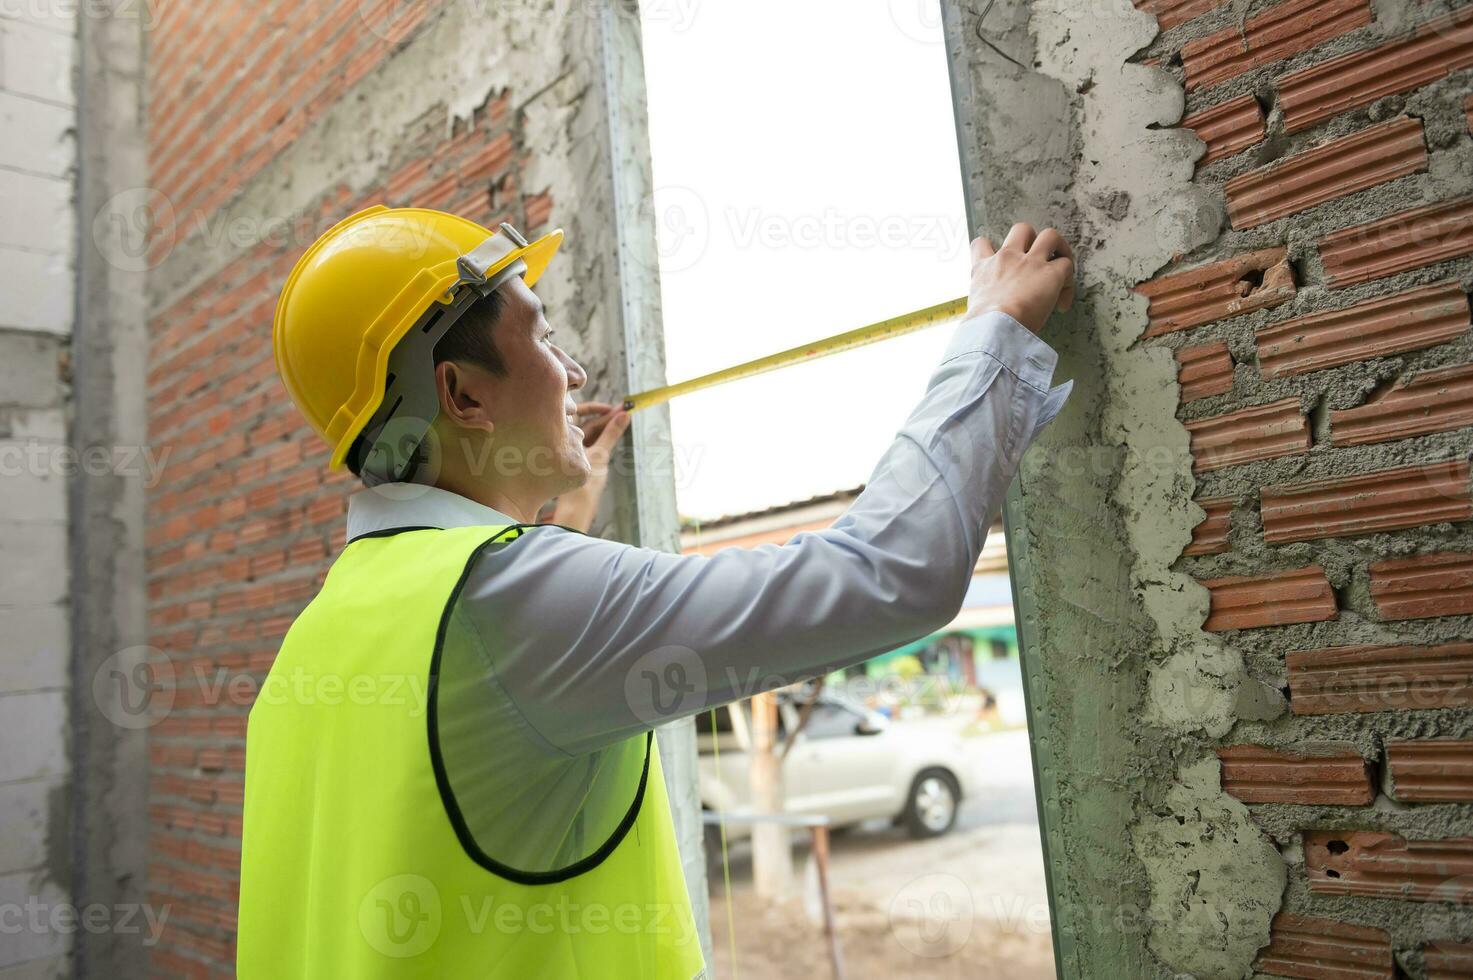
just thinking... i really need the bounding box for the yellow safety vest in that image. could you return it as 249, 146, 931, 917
238, 524, 706, 979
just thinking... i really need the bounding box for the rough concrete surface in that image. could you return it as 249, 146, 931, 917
1133, 4, 1473, 970
945, 0, 1299, 975
1123, 0, 1472, 974
70, 2, 151, 978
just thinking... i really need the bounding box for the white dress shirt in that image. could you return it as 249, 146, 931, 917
346, 310, 1071, 758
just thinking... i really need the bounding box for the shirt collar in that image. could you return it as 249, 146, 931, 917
345, 484, 521, 542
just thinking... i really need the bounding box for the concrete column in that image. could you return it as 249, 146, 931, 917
579, 1, 713, 960
940, 1, 1281, 977
71, 1, 150, 977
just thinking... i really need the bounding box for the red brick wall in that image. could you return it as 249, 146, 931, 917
143, 8, 554, 974
147, 1, 450, 236
1138, 0, 1473, 973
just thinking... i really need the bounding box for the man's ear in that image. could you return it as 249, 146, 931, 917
435, 361, 496, 435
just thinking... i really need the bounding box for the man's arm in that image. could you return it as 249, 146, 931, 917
463, 226, 1075, 757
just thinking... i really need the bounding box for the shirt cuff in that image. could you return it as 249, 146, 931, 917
1031, 379, 1074, 440
941, 309, 1060, 394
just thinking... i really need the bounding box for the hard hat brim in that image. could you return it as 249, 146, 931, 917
324, 227, 564, 470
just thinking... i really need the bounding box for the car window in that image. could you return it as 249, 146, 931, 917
801, 703, 862, 741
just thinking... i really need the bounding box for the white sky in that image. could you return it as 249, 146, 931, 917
639, 0, 971, 521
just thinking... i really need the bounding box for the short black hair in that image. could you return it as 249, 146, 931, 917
433, 287, 509, 378
345, 288, 509, 480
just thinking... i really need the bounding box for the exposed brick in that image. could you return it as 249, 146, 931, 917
460, 131, 516, 184
144, 30, 536, 976
1183, 397, 1310, 472
1371, 550, 1473, 621
525, 190, 554, 231
1276, 6, 1473, 133
1137, 247, 1296, 337
1287, 641, 1473, 714
1305, 830, 1473, 901
1177, 340, 1235, 402
1180, 0, 1370, 91
1260, 459, 1473, 544
1199, 565, 1337, 631
1253, 912, 1393, 979
1182, 94, 1267, 165
1133, 0, 1224, 30
1426, 939, 1473, 979
1186, 495, 1234, 556
417, 172, 461, 211
1256, 281, 1470, 379
1217, 744, 1373, 804
1318, 197, 1473, 289
1330, 362, 1473, 447
1224, 117, 1427, 229
148, 0, 446, 221
385, 157, 433, 205
1387, 740, 1473, 803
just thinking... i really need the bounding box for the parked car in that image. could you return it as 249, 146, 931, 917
695, 690, 972, 842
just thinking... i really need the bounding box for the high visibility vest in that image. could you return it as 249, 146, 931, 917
238, 524, 706, 979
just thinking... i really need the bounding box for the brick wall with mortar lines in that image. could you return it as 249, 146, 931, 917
145, 0, 454, 247
1137, 0, 1473, 976
144, 36, 554, 980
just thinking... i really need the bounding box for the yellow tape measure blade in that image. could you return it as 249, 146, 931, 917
623, 295, 969, 412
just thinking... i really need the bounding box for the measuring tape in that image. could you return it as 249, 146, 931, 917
622, 295, 969, 412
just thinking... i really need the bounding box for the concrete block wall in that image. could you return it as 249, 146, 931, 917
141, 1, 702, 974
0, 2, 75, 977
1137, 0, 1473, 975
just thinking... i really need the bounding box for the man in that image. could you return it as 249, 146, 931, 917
238, 205, 1074, 978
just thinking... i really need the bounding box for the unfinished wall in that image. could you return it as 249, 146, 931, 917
71, 1, 152, 977
1148, 1, 1473, 976
0, 3, 75, 977
946, 0, 1471, 976
141, 1, 705, 974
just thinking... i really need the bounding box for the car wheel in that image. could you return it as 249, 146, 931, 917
903, 768, 960, 839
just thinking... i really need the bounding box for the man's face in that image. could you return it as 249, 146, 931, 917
461, 277, 591, 494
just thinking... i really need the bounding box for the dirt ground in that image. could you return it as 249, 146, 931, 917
702, 727, 1056, 979
708, 889, 1055, 980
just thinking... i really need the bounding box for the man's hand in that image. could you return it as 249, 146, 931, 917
968, 223, 1076, 334
546, 402, 631, 532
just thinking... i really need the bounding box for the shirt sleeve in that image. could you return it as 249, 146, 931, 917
455, 311, 1070, 757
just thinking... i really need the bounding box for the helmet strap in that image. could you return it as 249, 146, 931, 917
353, 257, 528, 486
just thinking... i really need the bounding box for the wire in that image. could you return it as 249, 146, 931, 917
976, 0, 1027, 70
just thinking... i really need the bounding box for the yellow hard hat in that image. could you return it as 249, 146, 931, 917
273, 205, 562, 478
